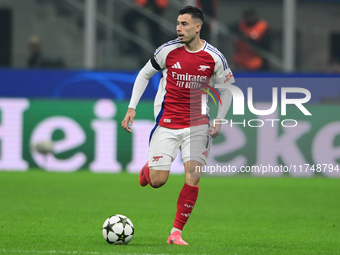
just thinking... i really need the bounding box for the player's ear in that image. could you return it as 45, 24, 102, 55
195, 22, 202, 33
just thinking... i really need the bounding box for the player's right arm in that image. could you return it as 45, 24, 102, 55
121, 59, 160, 133
122, 108, 136, 133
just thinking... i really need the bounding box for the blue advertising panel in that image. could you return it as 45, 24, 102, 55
0, 68, 339, 102
0, 69, 161, 100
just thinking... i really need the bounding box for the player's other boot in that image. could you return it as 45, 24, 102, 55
167, 231, 188, 245
139, 162, 149, 187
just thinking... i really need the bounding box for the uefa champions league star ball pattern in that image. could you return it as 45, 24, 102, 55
102, 214, 134, 244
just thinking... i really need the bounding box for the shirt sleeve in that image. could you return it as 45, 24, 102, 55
216, 86, 233, 120
128, 59, 159, 109
213, 58, 235, 120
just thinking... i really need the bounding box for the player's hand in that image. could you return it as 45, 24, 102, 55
208, 119, 222, 139
121, 108, 136, 133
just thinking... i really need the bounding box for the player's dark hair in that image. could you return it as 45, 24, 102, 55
179, 5, 204, 24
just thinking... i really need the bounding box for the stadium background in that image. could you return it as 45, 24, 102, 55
0, 0, 340, 176
0, 1, 340, 254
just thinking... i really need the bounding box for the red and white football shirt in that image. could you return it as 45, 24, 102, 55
151, 38, 234, 129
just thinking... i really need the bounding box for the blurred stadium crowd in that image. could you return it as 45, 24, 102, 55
0, 0, 340, 73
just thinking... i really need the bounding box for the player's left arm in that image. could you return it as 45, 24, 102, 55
207, 84, 233, 138
208, 60, 234, 138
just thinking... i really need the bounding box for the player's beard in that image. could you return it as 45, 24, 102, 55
182, 34, 196, 45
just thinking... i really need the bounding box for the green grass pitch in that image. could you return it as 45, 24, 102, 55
0, 170, 339, 255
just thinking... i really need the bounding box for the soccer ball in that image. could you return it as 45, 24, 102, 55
102, 214, 134, 244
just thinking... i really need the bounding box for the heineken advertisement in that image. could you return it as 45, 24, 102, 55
0, 98, 339, 177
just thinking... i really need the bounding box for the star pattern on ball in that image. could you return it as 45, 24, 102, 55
117, 216, 128, 228
102, 215, 134, 244
115, 230, 130, 242
103, 222, 113, 236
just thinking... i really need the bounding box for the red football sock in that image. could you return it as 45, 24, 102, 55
173, 183, 199, 230
143, 162, 154, 188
